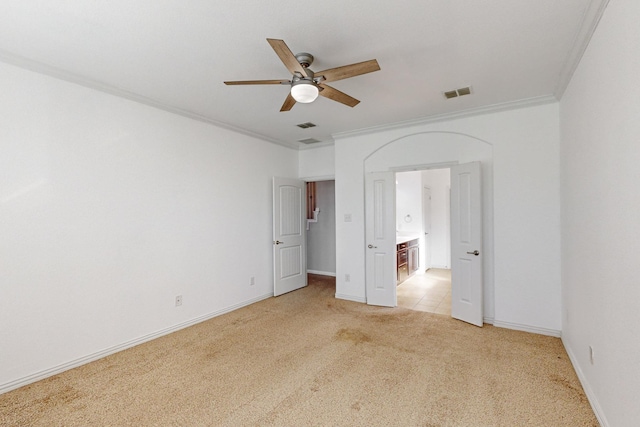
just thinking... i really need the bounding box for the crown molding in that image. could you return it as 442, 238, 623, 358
332, 95, 557, 140
555, 0, 610, 99
0, 49, 299, 150
297, 140, 335, 150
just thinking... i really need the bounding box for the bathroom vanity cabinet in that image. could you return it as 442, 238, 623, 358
397, 238, 419, 285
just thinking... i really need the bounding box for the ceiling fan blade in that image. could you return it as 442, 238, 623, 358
224, 79, 289, 85
280, 93, 296, 112
318, 84, 360, 107
315, 59, 380, 83
267, 38, 308, 78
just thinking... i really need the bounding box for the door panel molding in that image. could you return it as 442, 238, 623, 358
450, 162, 483, 327
273, 177, 307, 296
365, 172, 396, 307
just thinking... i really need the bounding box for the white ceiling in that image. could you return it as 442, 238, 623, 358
0, 0, 607, 149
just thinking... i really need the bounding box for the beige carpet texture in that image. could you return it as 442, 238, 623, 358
0, 275, 598, 426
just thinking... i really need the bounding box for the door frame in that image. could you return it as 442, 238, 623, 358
393, 165, 455, 282
422, 185, 432, 271
304, 178, 337, 278
273, 177, 307, 296
364, 163, 456, 308
272, 175, 337, 295
367, 162, 483, 324
361, 131, 494, 324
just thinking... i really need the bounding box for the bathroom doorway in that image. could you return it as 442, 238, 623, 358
306, 180, 336, 280
395, 169, 452, 314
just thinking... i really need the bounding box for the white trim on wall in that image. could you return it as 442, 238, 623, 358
307, 270, 336, 277
300, 175, 335, 182
333, 96, 556, 140
562, 338, 609, 427
493, 320, 561, 338
428, 264, 450, 269
0, 293, 272, 395
554, 0, 611, 98
335, 293, 367, 304
0, 49, 296, 150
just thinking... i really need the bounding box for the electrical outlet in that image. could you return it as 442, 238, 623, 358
345, 274, 351, 282
589, 346, 594, 365
175, 295, 182, 307
250, 276, 255, 286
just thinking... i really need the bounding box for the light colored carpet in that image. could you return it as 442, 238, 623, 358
0, 274, 598, 426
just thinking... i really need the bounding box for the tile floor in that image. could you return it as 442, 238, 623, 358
397, 268, 451, 315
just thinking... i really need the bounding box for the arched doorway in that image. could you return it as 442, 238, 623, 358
363, 131, 494, 323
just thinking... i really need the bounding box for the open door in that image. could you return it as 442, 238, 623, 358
365, 171, 396, 307
450, 162, 483, 326
423, 186, 432, 270
273, 177, 307, 296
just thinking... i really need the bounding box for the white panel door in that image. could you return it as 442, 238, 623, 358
450, 162, 483, 327
365, 172, 396, 307
273, 177, 307, 296
423, 186, 432, 270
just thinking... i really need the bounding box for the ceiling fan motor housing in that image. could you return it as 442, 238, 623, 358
295, 52, 314, 68
224, 39, 380, 111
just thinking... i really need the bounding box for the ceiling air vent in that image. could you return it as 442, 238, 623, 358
296, 122, 317, 129
443, 86, 472, 99
298, 138, 322, 145
444, 90, 458, 99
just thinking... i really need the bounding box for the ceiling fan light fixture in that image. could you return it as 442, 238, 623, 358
291, 80, 319, 103
225, 39, 379, 111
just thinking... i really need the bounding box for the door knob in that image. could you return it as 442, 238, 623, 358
368, 244, 377, 249
274, 240, 284, 245
466, 250, 480, 256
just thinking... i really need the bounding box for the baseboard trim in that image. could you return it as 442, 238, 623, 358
0, 292, 273, 395
483, 316, 495, 325
493, 320, 561, 337
307, 270, 336, 277
426, 264, 450, 270
562, 338, 609, 427
335, 293, 367, 303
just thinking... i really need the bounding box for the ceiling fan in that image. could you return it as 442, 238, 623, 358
224, 38, 380, 112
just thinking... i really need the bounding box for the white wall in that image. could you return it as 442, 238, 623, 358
395, 169, 451, 271
0, 62, 298, 392
559, 0, 640, 425
395, 171, 422, 233
298, 144, 335, 180
422, 169, 451, 269
335, 102, 561, 333
306, 180, 336, 275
